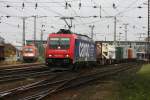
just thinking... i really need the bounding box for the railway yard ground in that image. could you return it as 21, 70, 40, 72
52, 63, 150, 100
0, 62, 149, 100
0, 61, 22, 66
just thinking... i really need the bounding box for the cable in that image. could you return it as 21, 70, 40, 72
115, 0, 141, 16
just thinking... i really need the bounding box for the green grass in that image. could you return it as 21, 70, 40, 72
119, 64, 150, 100
38, 56, 45, 63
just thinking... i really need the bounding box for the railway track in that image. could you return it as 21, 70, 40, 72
0, 62, 141, 100
0, 65, 68, 83
0, 62, 137, 83
0, 63, 44, 70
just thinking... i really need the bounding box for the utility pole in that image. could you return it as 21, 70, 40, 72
123, 23, 129, 41
40, 27, 45, 43
104, 16, 117, 46
114, 16, 117, 46
138, 33, 146, 41
73, 24, 76, 33
41, 29, 44, 42
40, 29, 45, 57
119, 32, 122, 45
148, 0, 150, 61
89, 25, 95, 39
22, 17, 26, 46
99, 5, 102, 18
33, 16, 37, 45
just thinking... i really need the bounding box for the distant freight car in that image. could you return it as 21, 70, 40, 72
0, 36, 4, 61
0, 46, 4, 61
115, 47, 123, 61
45, 29, 96, 69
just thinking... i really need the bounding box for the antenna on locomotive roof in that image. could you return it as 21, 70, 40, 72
60, 17, 74, 30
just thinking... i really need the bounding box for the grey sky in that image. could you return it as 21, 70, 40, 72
0, 0, 147, 46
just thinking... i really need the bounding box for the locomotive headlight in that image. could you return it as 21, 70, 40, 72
49, 54, 52, 57
65, 54, 70, 58
28, 53, 34, 56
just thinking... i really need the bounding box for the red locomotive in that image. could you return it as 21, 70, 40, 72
45, 29, 96, 69
22, 45, 38, 62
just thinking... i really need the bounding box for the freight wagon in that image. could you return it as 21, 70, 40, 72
95, 41, 138, 64
0, 36, 5, 61
0, 46, 4, 61
45, 29, 96, 69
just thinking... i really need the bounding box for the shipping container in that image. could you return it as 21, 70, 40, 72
107, 44, 116, 59
95, 42, 102, 59
128, 48, 133, 59
115, 47, 123, 60
122, 46, 128, 59
131, 43, 137, 59
101, 43, 116, 59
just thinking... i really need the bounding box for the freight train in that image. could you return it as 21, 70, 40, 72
45, 29, 148, 70
22, 45, 39, 62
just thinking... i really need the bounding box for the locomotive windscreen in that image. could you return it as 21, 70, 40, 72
24, 48, 33, 53
49, 38, 70, 49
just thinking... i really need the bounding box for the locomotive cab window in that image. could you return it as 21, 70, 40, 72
24, 48, 33, 53
49, 38, 70, 49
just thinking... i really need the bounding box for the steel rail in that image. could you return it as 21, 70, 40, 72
0, 72, 64, 96
0, 62, 135, 83
37, 64, 137, 100
0, 63, 44, 70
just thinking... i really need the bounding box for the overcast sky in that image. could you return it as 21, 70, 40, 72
0, 0, 148, 46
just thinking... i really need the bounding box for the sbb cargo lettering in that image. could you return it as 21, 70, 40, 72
79, 42, 89, 58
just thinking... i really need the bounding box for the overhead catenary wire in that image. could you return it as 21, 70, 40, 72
0, 0, 147, 43
115, 0, 141, 16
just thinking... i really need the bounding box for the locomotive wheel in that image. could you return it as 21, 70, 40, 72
71, 64, 79, 72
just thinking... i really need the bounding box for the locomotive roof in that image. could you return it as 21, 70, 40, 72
23, 45, 36, 48
51, 29, 93, 41
76, 34, 93, 42
57, 29, 73, 34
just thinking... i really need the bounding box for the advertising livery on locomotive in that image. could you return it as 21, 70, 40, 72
45, 29, 96, 67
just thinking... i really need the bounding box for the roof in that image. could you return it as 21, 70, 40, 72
96, 41, 147, 45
